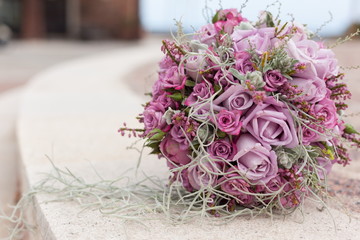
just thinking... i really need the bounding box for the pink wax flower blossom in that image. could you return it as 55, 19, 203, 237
160, 135, 191, 168
233, 133, 278, 184
215, 109, 243, 135
185, 82, 214, 106
264, 70, 287, 92
213, 85, 254, 113
234, 51, 255, 74
219, 168, 254, 205
187, 161, 223, 190
242, 97, 299, 148
207, 138, 236, 160
159, 65, 187, 90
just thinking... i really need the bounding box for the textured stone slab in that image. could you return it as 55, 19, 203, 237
0, 89, 22, 238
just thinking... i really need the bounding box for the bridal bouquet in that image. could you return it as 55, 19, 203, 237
121, 9, 359, 215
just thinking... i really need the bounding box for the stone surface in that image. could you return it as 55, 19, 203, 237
0, 89, 22, 238
16, 39, 360, 240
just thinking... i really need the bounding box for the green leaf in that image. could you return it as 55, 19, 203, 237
164, 88, 177, 94
212, 11, 220, 24
149, 132, 166, 141
168, 92, 183, 101
216, 130, 227, 138
229, 68, 244, 81
148, 128, 163, 135
214, 84, 222, 93
344, 124, 359, 135
265, 12, 275, 27
185, 80, 196, 87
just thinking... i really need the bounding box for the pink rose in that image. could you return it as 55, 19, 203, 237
301, 125, 319, 145
215, 109, 243, 135
154, 92, 178, 109
207, 138, 236, 160
185, 82, 213, 106
172, 170, 194, 192
159, 65, 187, 90
152, 80, 164, 99
233, 133, 278, 184
213, 85, 254, 113
264, 70, 287, 91
187, 161, 222, 190
242, 97, 299, 148
313, 98, 338, 129
214, 9, 246, 34
143, 102, 168, 134
219, 168, 254, 205
160, 135, 191, 168
290, 77, 327, 103
264, 175, 285, 193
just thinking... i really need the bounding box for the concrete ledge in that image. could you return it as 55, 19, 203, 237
0, 88, 22, 238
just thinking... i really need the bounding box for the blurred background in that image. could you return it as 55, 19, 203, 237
0, 0, 358, 93
0, 0, 359, 39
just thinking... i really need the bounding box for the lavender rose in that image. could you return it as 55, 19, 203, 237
215, 109, 243, 135
185, 54, 207, 82
187, 161, 222, 190
286, 39, 339, 80
207, 138, 236, 160
170, 125, 190, 150
159, 65, 187, 90
219, 168, 254, 205
291, 77, 327, 103
233, 133, 278, 184
143, 102, 168, 134
234, 51, 254, 74
264, 70, 287, 91
232, 28, 275, 54
242, 97, 299, 148
185, 82, 213, 106
213, 85, 254, 114
195, 24, 217, 45
160, 135, 191, 168
214, 70, 236, 90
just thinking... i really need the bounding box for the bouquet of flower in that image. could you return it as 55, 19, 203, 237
120, 9, 359, 215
